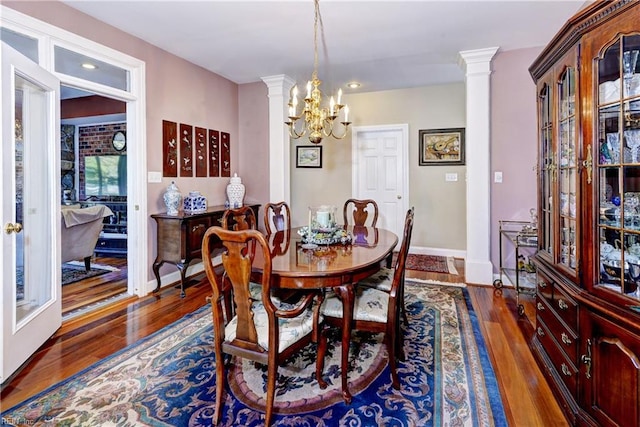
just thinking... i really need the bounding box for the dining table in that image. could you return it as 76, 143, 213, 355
253, 225, 398, 403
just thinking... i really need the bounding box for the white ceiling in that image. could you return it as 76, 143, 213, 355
61, 0, 589, 93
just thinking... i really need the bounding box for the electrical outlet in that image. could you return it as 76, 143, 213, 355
445, 173, 458, 182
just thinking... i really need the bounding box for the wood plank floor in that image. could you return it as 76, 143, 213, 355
2, 258, 568, 425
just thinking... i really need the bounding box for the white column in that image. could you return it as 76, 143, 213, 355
261, 74, 295, 203
458, 47, 498, 285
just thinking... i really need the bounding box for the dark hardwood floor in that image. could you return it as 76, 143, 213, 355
62, 256, 128, 317
3, 258, 567, 425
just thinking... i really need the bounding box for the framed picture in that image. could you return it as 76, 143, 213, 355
296, 145, 322, 168
418, 128, 465, 166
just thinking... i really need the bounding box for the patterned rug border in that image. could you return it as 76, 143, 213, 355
3, 282, 507, 427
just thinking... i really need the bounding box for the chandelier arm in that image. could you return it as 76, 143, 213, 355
288, 119, 308, 139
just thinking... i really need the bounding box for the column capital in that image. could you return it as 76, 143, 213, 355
458, 47, 499, 75
261, 74, 295, 97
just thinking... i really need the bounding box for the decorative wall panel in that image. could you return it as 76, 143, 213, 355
221, 131, 231, 177
194, 126, 207, 177
179, 123, 193, 177
209, 129, 220, 177
162, 120, 178, 177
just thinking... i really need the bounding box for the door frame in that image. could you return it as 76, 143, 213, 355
1, 6, 148, 298
351, 124, 409, 240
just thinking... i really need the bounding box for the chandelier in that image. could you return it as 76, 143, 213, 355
285, 0, 351, 144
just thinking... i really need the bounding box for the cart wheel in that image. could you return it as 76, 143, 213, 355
493, 279, 503, 289
518, 304, 526, 317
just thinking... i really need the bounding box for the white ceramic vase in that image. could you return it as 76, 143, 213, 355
163, 181, 181, 215
226, 173, 245, 208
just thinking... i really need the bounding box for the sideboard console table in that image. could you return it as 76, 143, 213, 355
151, 204, 260, 297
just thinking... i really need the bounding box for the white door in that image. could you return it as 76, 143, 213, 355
1, 43, 61, 383
352, 124, 409, 240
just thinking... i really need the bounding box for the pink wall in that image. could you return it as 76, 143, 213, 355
490, 47, 542, 273
5, 1, 241, 280
238, 81, 270, 228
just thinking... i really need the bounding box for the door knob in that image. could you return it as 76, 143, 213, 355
397, 195, 401, 199
4, 222, 23, 234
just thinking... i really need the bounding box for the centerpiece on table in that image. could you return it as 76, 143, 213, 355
300, 205, 351, 248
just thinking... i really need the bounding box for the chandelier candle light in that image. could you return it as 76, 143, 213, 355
285, 0, 351, 144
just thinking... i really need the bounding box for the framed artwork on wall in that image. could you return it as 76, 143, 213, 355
418, 128, 465, 166
296, 146, 322, 168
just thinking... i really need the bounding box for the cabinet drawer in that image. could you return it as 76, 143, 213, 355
536, 273, 553, 306
552, 283, 578, 332
536, 295, 578, 361
184, 217, 211, 258
536, 316, 578, 397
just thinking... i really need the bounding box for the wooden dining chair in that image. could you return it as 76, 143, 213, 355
217, 206, 259, 319
221, 205, 257, 231
343, 198, 379, 227
264, 201, 291, 234
202, 226, 324, 426
317, 207, 414, 390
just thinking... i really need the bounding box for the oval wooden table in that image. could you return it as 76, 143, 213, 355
253, 226, 398, 403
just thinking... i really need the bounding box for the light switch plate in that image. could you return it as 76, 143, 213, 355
148, 171, 162, 183
494, 171, 503, 183
445, 173, 458, 182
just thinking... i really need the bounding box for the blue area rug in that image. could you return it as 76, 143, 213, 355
1, 281, 507, 426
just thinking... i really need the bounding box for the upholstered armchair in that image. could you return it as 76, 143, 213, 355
61, 205, 113, 270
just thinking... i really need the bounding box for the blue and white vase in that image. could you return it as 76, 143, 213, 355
163, 181, 181, 215
183, 191, 207, 213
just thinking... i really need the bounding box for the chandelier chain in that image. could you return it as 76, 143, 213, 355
313, 0, 319, 79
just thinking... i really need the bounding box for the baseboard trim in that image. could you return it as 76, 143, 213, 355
409, 246, 466, 259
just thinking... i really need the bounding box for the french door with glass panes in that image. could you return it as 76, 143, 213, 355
1, 42, 61, 383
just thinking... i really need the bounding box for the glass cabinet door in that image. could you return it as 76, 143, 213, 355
539, 82, 554, 259
597, 34, 640, 301
558, 66, 578, 273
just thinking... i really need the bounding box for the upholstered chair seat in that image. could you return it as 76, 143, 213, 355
357, 267, 393, 292
321, 287, 389, 323
225, 301, 320, 352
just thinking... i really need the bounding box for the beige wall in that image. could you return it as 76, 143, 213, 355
291, 83, 467, 250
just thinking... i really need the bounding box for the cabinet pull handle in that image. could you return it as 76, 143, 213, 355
537, 302, 545, 311
561, 332, 572, 345
538, 280, 547, 288
582, 143, 593, 185
192, 224, 206, 233
581, 338, 592, 379
537, 327, 545, 337
558, 299, 569, 310
561, 363, 571, 377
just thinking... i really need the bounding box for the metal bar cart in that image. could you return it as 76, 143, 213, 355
493, 220, 538, 316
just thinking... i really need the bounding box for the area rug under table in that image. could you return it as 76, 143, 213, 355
2, 281, 507, 426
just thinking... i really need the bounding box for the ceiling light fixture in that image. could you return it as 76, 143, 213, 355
81, 63, 96, 70
347, 82, 361, 89
285, 0, 351, 144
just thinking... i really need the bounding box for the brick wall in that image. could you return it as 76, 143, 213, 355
79, 122, 127, 201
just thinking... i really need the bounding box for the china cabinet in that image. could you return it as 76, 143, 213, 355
530, 1, 640, 425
